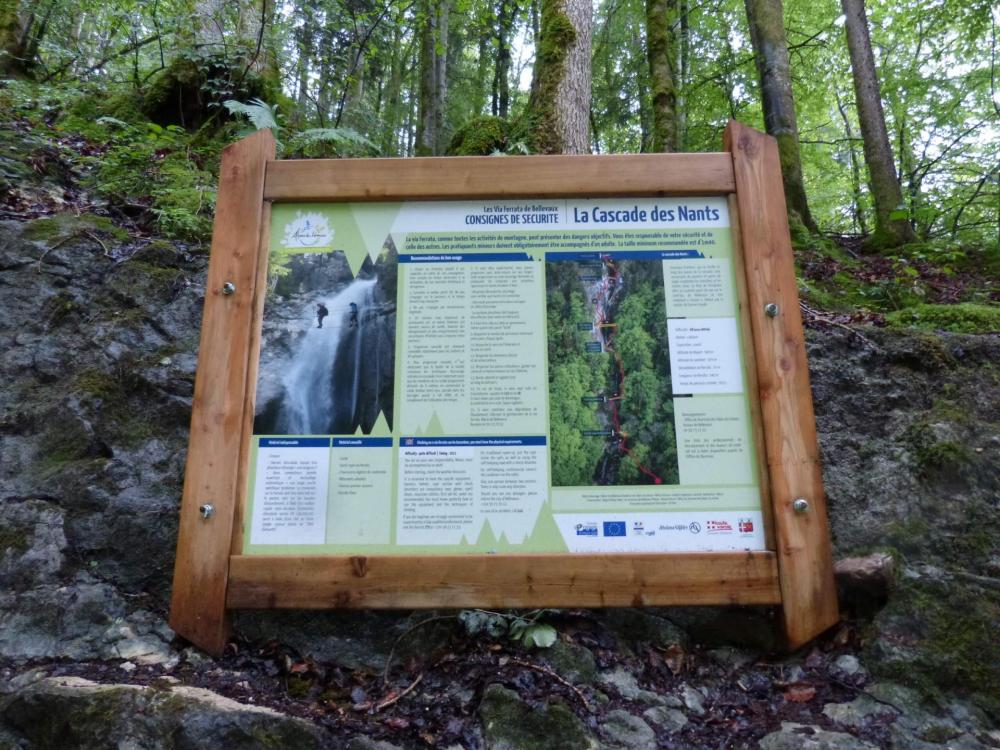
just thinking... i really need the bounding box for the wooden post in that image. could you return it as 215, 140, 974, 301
169, 130, 275, 655
724, 120, 839, 648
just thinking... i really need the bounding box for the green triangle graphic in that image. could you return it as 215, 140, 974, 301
370, 411, 392, 436
475, 519, 498, 547
424, 411, 445, 437
521, 505, 568, 552
352, 203, 403, 259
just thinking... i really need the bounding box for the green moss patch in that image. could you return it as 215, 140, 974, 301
480, 684, 596, 750
868, 576, 999, 717
447, 116, 510, 156
886, 303, 1000, 334
24, 213, 127, 244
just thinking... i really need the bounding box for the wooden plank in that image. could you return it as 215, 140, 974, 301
264, 152, 735, 202
227, 552, 781, 609
229, 201, 273, 557
169, 130, 276, 656
728, 194, 776, 551
724, 120, 839, 649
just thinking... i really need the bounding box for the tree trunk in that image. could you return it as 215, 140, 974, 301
416, 0, 450, 156
0, 0, 26, 77
835, 88, 868, 235
676, 0, 688, 149
744, 0, 818, 234
492, 0, 515, 118
645, 0, 677, 153
841, 0, 916, 248
526, 0, 592, 154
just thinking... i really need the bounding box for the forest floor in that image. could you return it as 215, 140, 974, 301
11, 613, 917, 749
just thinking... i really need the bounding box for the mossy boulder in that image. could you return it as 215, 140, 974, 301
0, 676, 325, 749
141, 55, 279, 131
479, 684, 597, 750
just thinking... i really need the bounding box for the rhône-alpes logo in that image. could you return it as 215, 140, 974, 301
283, 211, 334, 248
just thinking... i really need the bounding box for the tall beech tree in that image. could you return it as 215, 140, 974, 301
415, 0, 450, 155
840, 0, 916, 247
645, 0, 677, 152
744, 0, 818, 233
526, 0, 592, 153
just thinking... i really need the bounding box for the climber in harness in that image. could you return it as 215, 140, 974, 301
348, 302, 359, 328
315, 302, 329, 329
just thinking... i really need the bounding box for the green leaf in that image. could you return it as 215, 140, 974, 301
518, 623, 557, 649
223, 98, 281, 133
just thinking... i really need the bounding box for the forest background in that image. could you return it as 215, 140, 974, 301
0, 0, 998, 331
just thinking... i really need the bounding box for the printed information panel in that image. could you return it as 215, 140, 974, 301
245, 197, 764, 554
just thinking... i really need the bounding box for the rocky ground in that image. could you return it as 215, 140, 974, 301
0, 196, 997, 748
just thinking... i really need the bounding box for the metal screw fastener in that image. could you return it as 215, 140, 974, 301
199, 503, 215, 519
221, 281, 236, 296
764, 302, 779, 318
792, 498, 810, 514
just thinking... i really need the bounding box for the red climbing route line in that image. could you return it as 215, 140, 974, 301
594, 255, 663, 484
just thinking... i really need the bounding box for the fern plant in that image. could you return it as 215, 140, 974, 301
223, 98, 377, 158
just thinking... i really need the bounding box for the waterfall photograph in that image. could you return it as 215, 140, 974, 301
253, 243, 398, 436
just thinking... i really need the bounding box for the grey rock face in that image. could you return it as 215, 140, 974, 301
0, 676, 325, 749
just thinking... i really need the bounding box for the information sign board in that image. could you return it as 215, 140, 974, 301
169, 121, 838, 656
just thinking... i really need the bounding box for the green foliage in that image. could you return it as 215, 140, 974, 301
458, 609, 558, 649
224, 98, 377, 157
223, 98, 281, 132
89, 120, 217, 241
286, 127, 377, 158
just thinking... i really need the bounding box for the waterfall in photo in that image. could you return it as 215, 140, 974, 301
275, 277, 379, 435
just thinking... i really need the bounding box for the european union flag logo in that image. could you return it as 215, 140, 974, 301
603, 521, 626, 537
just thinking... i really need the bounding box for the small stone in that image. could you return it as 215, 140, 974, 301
599, 710, 656, 750
832, 654, 864, 677
597, 666, 641, 700
681, 684, 706, 715
642, 705, 688, 733
759, 722, 879, 749
707, 647, 757, 670
345, 739, 406, 750
119, 661, 136, 673
822, 694, 897, 729
158, 357, 172, 366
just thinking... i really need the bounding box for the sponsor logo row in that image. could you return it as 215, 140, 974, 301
576, 518, 756, 537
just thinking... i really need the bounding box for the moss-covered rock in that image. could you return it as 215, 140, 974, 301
0, 676, 326, 749
23, 212, 127, 244
447, 116, 511, 156
479, 684, 597, 750
867, 575, 999, 718
886, 303, 1000, 334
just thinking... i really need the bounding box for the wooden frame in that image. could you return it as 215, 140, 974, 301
170, 121, 838, 656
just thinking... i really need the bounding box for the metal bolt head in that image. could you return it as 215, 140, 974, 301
221, 281, 236, 296
764, 302, 779, 318
199, 503, 215, 519
792, 498, 810, 514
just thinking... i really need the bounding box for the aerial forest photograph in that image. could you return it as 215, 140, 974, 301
0, 0, 997, 747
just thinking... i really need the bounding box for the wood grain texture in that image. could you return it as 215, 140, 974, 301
229, 202, 273, 557
728, 194, 776, 551
226, 552, 782, 609
724, 120, 839, 649
169, 130, 276, 656
264, 152, 735, 202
